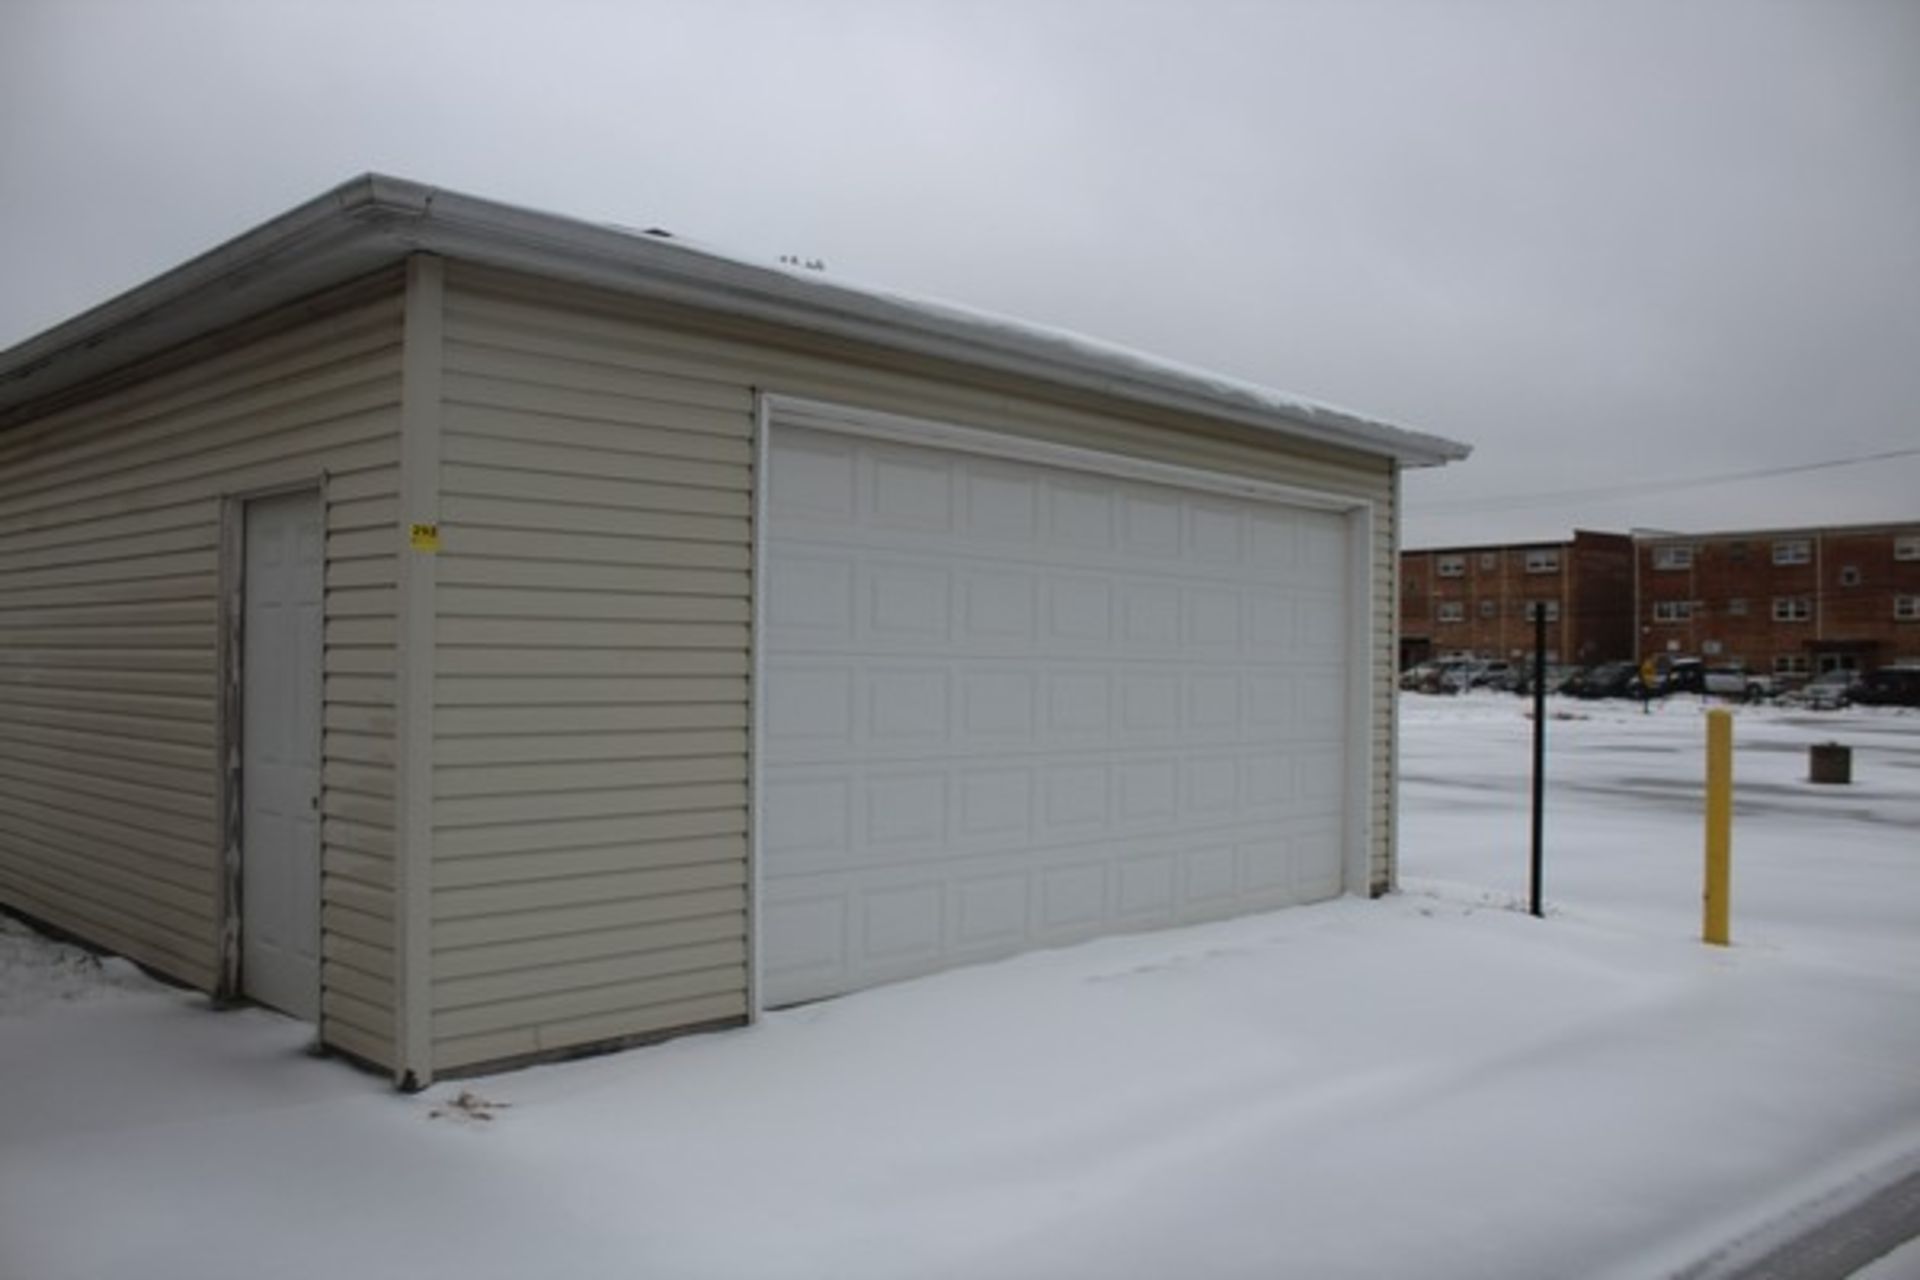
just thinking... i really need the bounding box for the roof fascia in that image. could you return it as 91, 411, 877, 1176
2, 176, 1471, 468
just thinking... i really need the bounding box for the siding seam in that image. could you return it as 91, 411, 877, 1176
393, 254, 445, 1087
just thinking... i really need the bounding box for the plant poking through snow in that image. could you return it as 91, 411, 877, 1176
428, 1090, 511, 1125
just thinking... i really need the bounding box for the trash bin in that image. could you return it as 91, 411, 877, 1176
1809, 742, 1852, 785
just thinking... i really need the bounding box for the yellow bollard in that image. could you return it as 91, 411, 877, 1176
1703, 709, 1733, 945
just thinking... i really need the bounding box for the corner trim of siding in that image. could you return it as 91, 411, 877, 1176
745, 392, 775, 1021
1384, 463, 1404, 896
394, 254, 445, 1088
216, 498, 244, 998
1343, 500, 1377, 901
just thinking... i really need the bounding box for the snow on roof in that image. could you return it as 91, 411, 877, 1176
0, 175, 1471, 467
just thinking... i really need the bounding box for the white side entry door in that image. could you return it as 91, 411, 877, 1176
242, 490, 324, 1021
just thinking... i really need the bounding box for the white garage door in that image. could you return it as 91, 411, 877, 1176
759, 418, 1355, 1006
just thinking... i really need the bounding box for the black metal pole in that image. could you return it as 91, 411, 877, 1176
1530, 602, 1547, 918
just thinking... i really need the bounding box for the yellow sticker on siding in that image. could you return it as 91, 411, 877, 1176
409, 523, 441, 552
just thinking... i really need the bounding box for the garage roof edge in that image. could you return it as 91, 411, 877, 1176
0, 174, 1471, 467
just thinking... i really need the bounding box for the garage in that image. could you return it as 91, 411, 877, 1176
758, 402, 1365, 1005
0, 175, 1466, 1084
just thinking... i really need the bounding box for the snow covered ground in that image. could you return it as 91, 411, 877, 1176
2, 695, 1916, 1279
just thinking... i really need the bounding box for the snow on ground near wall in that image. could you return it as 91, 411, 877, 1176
1859, 1236, 1920, 1279
1, 695, 1917, 1280
0, 916, 155, 1016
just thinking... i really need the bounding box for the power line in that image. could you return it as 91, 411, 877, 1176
1410, 445, 1920, 516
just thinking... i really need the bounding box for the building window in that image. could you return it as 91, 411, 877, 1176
1437, 555, 1465, 578
1525, 549, 1560, 574
1773, 596, 1813, 622
1772, 539, 1812, 565
1727, 598, 1748, 617
1479, 600, 1497, 619
1840, 565, 1861, 587
1897, 595, 1920, 621
1438, 602, 1465, 623
1479, 552, 1497, 571
1524, 600, 1560, 622
1729, 542, 1748, 562
1653, 600, 1694, 623
1702, 640, 1723, 656
1896, 535, 1920, 561
1774, 655, 1809, 676
1653, 545, 1692, 570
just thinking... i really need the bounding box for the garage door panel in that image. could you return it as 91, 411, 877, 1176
960, 671, 1036, 741
961, 569, 1039, 643
1181, 845, 1240, 912
1183, 754, 1241, 814
1187, 499, 1246, 564
1299, 677, 1349, 735
1248, 509, 1301, 566
1239, 836, 1294, 894
767, 431, 858, 523
869, 563, 951, 643
861, 883, 944, 966
766, 553, 854, 644
1292, 822, 1346, 900
963, 464, 1041, 544
1241, 751, 1294, 811
761, 423, 1352, 1006
1045, 476, 1117, 552
1039, 861, 1109, 931
1047, 575, 1114, 650
1299, 514, 1350, 584
761, 818, 1343, 1004
1245, 673, 1295, 729
1115, 854, 1178, 922
760, 773, 852, 860
867, 666, 951, 747
1120, 492, 1182, 557
870, 448, 956, 533
866, 769, 948, 849
1119, 583, 1179, 652
763, 663, 855, 748
953, 872, 1029, 949
1046, 671, 1111, 738
761, 894, 847, 991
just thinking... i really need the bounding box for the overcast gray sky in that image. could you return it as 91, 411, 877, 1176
3, 0, 1915, 545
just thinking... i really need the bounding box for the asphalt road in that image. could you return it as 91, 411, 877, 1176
1680, 1164, 1920, 1279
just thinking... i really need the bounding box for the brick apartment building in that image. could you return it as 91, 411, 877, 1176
1400, 521, 1920, 675
1400, 530, 1633, 668
1635, 522, 1920, 677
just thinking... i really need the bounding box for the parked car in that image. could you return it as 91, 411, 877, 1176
1401, 658, 1487, 695
1400, 660, 1451, 694
1704, 665, 1774, 702
1471, 660, 1516, 691
1645, 658, 1770, 701
1399, 661, 1440, 693
1658, 658, 1707, 696
1784, 670, 1860, 710
1565, 660, 1642, 700
1509, 662, 1578, 697
1851, 667, 1920, 708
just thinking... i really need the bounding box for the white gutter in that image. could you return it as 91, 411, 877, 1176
0, 174, 1472, 468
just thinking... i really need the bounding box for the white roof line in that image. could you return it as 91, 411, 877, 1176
0, 174, 1471, 467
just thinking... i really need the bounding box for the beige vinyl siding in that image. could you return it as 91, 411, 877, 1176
429, 284, 754, 1071
0, 276, 405, 1067
429, 262, 1399, 1067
